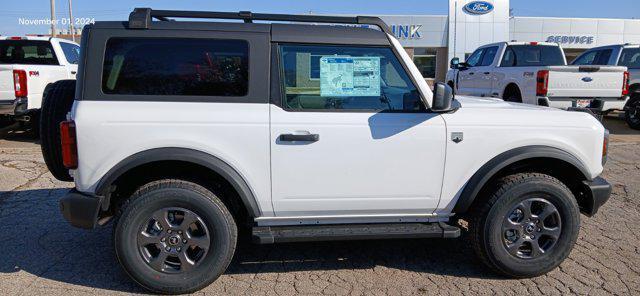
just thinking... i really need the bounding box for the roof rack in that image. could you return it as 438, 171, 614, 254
128, 8, 392, 35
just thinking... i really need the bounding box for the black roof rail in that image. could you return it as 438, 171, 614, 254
127, 8, 392, 35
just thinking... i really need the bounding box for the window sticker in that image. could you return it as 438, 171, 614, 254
320, 57, 380, 97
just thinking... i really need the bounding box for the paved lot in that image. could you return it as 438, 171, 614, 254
0, 117, 639, 295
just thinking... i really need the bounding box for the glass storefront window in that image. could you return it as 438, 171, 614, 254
413, 48, 437, 79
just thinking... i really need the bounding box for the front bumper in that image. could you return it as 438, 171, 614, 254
0, 98, 28, 116
59, 189, 104, 229
581, 177, 612, 216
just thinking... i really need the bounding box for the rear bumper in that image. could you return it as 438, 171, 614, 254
59, 189, 104, 229
0, 98, 28, 116
540, 96, 628, 113
581, 177, 612, 217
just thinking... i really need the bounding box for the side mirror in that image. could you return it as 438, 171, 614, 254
432, 82, 454, 111
450, 57, 460, 69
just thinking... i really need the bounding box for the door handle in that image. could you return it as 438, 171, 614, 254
71, 71, 77, 75
279, 134, 319, 142
483, 72, 490, 75
469, 72, 475, 75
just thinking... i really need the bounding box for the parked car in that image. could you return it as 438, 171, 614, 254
0, 36, 79, 130
445, 42, 629, 115
41, 9, 611, 294
571, 44, 640, 129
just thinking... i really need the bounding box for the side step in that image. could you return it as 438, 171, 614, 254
252, 222, 460, 244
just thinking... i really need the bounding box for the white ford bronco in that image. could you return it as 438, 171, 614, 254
41, 9, 612, 294
0, 36, 79, 128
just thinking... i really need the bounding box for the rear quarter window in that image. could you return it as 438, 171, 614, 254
102, 38, 249, 96
0, 40, 58, 65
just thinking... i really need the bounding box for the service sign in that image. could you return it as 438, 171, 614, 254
546, 35, 595, 45
320, 57, 381, 97
463, 1, 494, 15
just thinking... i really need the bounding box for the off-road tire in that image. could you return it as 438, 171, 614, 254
469, 173, 580, 278
114, 179, 237, 294
40, 80, 76, 181
625, 94, 640, 130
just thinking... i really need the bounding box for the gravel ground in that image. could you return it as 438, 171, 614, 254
0, 117, 639, 296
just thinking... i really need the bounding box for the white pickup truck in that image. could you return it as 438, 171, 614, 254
0, 36, 79, 127
571, 44, 640, 129
446, 42, 629, 114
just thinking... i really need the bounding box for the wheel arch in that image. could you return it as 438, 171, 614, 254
453, 145, 593, 215
95, 147, 262, 218
502, 82, 522, 100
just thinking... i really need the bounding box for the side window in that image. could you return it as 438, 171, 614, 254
618, 48, 640, 69
60, 42, 80, 64
500, 45, 565, 67
466, 48, 485, 67
479, 46, 498, 66
102, 38, 249, 96
573, 49, 613, 66
572, 50, 598, 65
279, 44, 423, 112
596, 49, 613, 65
500, 47, 515, 67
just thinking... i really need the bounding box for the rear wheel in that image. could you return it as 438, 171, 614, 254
40, 80, 76, 181
469, 173, 580, 278
503, 85, 522, 103
114, 179, 237, 294
625, 94, 640, 130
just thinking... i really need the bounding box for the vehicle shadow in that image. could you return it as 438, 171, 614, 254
0, 122, 39, 143
0, 188, 503, 293
603, 115, 639, 135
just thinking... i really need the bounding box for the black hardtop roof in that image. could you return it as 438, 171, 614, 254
88, 8, 391, 45
127, 8, 392, 35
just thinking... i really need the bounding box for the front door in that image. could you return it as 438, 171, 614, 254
457, 48, 485, 96
474, 46, 499, 97
269, 44, 447, 217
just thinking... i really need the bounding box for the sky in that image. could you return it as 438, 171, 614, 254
1, 0, 639, 36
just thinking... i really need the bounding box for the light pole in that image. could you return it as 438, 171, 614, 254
50, 0, 56, 37
68, 0, 75, 41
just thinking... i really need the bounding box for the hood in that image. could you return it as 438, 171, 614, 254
454, 95, 559, 112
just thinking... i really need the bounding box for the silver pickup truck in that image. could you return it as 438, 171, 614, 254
572, 44, 640, 130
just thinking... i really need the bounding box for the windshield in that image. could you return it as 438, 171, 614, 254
0, 40, 58, 65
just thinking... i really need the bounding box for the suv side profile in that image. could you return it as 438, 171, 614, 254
41, 9, 612, 294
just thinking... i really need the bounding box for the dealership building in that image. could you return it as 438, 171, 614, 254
381, 0, 640, 83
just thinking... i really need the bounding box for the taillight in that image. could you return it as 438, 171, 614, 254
622, 71, 630, 96
536, 70, 549, 97
60, 121, 78, 169
13, 69, 27, 97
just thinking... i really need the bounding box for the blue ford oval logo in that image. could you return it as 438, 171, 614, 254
463, 1, 494, 15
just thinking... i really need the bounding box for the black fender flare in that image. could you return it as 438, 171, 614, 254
95, 147, 262, 217
453, 145, 591, 214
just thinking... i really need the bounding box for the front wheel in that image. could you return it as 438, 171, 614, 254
114, 180, 237, 294
469, 173, 580, 278
625, 95, 640, 130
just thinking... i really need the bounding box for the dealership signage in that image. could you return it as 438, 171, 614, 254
546, 35, 595, 45
391, 24, 422, 39
463, 1, 495, 15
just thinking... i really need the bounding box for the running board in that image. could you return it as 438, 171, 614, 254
252, 222, 460, 244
